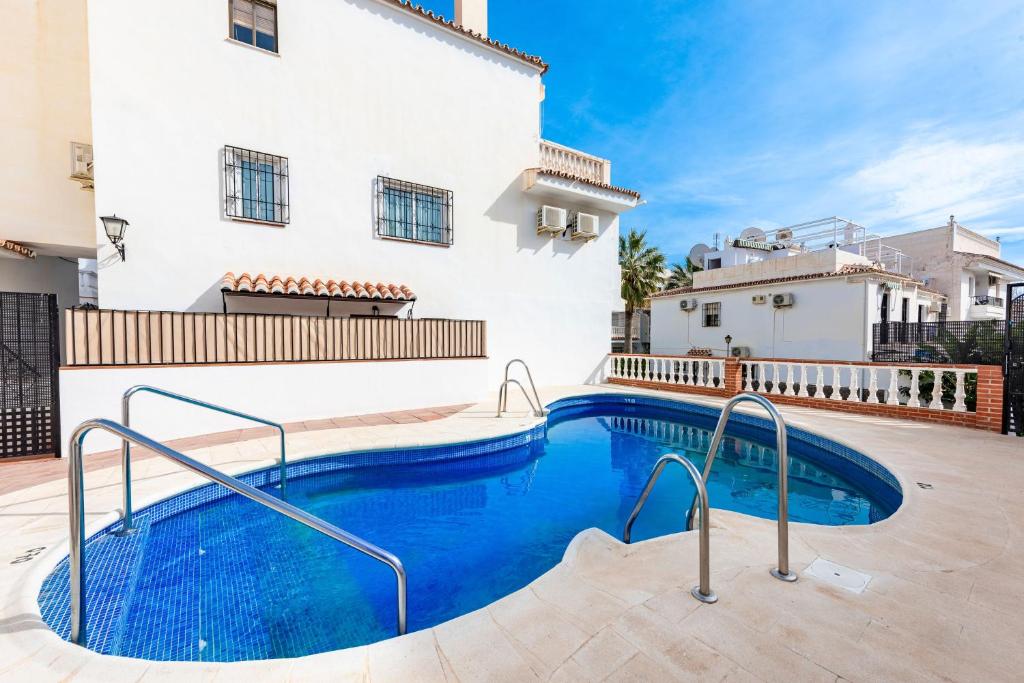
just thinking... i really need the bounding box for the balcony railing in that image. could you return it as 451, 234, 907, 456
971, 295, 1004, 307
539, 140, 611, 185
608, 354, 726, 389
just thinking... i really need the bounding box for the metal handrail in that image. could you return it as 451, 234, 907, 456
687, 392, 797, 582
67, 418, 407, 646
623, 453, 717, 604
497, 359, 547, 417
495, 379, 542, 418
120, 385, 287, 533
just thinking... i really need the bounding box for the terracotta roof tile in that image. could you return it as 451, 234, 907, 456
533, 168, 642, 200
651, 264, 941, 298
221, 272, 416, 301
377, 0, 548, 74
955, 251, 1024, 276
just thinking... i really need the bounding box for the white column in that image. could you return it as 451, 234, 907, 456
867, 367, 879, 404
770, 362, 782, 395
953, 370, 967, 412
830, 365, 844, 400
929, 370, 944, 410
814, 364, 824, 400
909, 368, 921, 408
886, 368, 899, 406
797, 364, 810, 397
848, 366, 860, 402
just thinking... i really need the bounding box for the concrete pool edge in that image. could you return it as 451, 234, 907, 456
1, 384, 1020, 681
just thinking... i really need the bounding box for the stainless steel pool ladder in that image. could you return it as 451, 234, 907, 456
686, 392, 798, 583
496, 359, 547, 418
119, 385, 288, 534
622, 453, 717, 604
67, 418, 407, 647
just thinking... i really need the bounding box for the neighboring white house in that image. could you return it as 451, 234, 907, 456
5, 0, 640, 450
880, 216, 1024, 322
650, 218, 946, 361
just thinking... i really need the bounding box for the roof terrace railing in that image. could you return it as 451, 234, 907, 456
539, 139, 611, 185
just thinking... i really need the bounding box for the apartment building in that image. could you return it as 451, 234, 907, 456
2, 0, 640, 453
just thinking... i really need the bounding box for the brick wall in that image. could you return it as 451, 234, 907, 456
607, 356, 1005, 432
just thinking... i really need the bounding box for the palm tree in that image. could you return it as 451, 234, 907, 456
619, 229, 666, 353
663, 257, 703, 291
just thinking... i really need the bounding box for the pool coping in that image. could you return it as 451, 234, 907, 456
1, 384, 1021, 681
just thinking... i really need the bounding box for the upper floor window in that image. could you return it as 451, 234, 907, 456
231, 0, 277, 53
702, 302, 721, 327
376, 176, 453, 246
224, 146, 290, 224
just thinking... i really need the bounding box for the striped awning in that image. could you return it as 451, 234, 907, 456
221, 272, 415, 301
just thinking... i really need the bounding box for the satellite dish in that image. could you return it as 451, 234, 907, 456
688, 243, 712, 266
739, 227, 767, 242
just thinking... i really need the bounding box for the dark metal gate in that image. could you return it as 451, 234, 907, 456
1005, 283, 1024, 436
0, 292, 61, 457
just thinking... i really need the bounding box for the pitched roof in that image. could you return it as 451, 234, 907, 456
651, 264, 942, 298
221, 272, 415, 301
532, 168, 642, 200
955, 251, 1024, 276
377, 0, 548, 74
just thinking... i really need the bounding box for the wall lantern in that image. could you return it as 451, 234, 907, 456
100, 214, 129, 261
724, 334, 733, 356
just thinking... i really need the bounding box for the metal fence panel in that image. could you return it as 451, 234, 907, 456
1, 292, 60, 458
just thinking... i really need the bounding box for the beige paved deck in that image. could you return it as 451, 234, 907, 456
1, 385, 1022, 682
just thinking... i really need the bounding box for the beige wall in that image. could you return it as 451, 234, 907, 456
1, 0, 94, 256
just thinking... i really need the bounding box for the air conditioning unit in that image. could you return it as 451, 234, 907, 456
679, 299, 698, 311
928, 302, 942, 314
69, 142, 94, 189
772, 293, 795, 308
536, 205, 567, 235
730, 346, 751, 358
752, 294, 767, 305
776, 228, 794, 242
568, 211, 599, 240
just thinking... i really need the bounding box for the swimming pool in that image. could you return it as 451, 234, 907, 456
39, 394, 901, 662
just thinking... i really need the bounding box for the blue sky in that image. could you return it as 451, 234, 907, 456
429, 0, 1024, 265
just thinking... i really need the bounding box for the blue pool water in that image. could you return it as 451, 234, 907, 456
39, 395, 901, 661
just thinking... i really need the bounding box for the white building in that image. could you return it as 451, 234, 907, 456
3, 0, 639, 451
650, 218, 947, 361
880, 216, 1024, 322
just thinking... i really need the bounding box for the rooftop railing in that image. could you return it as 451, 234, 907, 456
539, 140, 611, 185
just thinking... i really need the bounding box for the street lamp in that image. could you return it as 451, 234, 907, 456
100, 214, 129, 261
724, 334, 733, 357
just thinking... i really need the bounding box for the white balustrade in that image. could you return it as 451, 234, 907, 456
609, 355, 976, 415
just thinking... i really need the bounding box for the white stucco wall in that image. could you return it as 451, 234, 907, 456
60, 358, 488, 453
2, 0, 95, 255
85, 0, 619, 389
650, 277, 936, 362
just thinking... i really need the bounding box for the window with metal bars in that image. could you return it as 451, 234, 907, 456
376, 176, 453, 246
224, 146, 289, 224
702, 302, 721, 327
230, 0, 277, 52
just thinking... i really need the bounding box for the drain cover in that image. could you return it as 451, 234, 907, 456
804, 557, 871, 594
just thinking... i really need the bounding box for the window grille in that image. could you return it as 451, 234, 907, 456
224, 146, 289, 224
231, 0, 277, 52
376, 176, 453, 246
702, 302, 721, 328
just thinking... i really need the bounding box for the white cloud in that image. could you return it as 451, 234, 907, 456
841, 136, 1024, 230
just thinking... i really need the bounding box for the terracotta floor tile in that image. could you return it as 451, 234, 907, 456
0, 402, 467, 496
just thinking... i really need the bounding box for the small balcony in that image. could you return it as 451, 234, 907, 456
968, 295, 1005, 320
522, 140, 639, 213
539, 140, 611, 185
